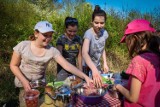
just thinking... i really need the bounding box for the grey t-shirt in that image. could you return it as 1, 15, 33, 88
83, 28, 109, 67
13, 41, 60, 87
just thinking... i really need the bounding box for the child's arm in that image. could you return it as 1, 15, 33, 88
55, 54, 93, 86
10, 51, 31, 91
115, 76, 142, 103
77, 47, 82, 71
102, 49, 109, 73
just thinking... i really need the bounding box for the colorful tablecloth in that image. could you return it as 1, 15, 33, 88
72, 93, 121, 107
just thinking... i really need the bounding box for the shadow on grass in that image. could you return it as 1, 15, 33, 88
0, 99, 19, 107
0, 65, 19, 107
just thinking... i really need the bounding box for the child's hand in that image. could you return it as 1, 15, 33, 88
84, 76, 93, 86
113, 85, 117, 91
103, 64, 109, 74
22, 80, 31, 92
92, 70, 102, 88
113, 84, 121, 91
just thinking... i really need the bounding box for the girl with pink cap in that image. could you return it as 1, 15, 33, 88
114, 19, 160, 107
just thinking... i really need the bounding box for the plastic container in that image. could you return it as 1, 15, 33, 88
24, 89, 40, 107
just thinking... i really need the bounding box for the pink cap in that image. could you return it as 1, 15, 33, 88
120, 19, 155, 43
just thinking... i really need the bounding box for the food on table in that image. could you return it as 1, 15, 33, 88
81, 83, 106, 96
24, 89, 40, 107
83, 88, 99, 96
53, 81, 64, 89
70, 77, 82, 88
63, 77, 72, 86
102, 77, 114, 84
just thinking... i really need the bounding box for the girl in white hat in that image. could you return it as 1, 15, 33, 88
10, 21, 93, 107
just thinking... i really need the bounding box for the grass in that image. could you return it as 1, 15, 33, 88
0, 65, 19, 106
106, 48, 130, 72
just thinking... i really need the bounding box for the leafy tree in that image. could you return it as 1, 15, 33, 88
0, 0, 40, 52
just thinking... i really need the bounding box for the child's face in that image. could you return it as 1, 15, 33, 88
36, 31, 53, 47
92, 16, 105, 34
65, 25, 78, 37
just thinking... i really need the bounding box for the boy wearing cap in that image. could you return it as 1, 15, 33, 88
10, 21, 92, 107
113, 19, 160, 107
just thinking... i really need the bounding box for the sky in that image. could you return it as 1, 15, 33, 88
86, 0, 160, 13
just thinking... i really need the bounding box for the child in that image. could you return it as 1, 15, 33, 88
10, 21, 92, 107
114, 19, 160, 107
82, 5, 109, 87
56, 17, 82, 81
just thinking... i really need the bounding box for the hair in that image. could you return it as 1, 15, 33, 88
125, 31, 153, 58
65, 16, 78, 28
155, 29, 160, 37
148, 32, 160, 56
28, 30, 39, 41
92, 5, 107, 22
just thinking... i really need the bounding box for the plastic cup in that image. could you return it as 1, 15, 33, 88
24, 89, 40, 107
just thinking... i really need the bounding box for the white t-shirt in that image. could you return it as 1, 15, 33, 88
13, 41, 60, 87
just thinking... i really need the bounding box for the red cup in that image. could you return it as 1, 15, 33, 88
24, 89, 40, 107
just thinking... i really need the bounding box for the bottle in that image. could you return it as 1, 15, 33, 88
44, 86, 54, 105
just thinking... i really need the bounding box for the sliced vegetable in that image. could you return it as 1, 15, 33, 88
54, 81, 64, 88
102, 77, 114, 84
47, 82, 54, 87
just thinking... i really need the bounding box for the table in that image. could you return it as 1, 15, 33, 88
40, 93, 121, 107
40, 79, 127, 107
72, 78, 128, 107
72, 93, 121, 107
40, 99, 66, 107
